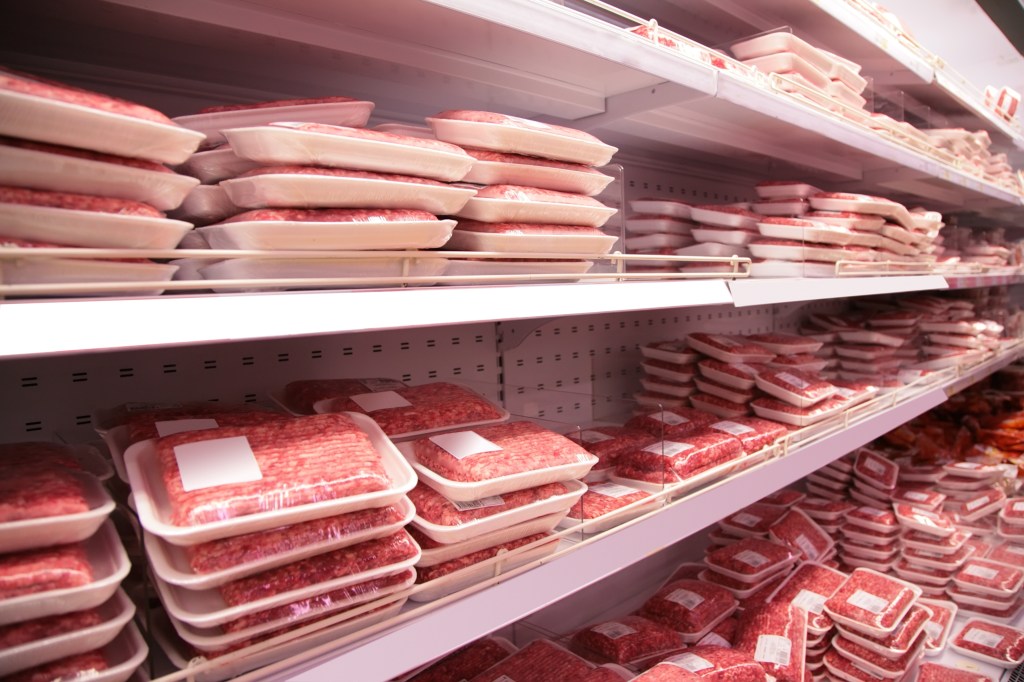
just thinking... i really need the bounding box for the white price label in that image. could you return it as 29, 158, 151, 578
155, 418, 219, 437
966, 496, 990, 511
589, 483, 639, 499
579, 430, 614, 444
1012, 501, 1024, 513
592, 622, 636, 640
665, 589, 705, 610
847, 589, 889, 614
775, 372, 810, 390
643, 441, 694, 457
964, 564, 999, 580
712, 420, 755, 436
730, 512, 763, 528
862, 457, 886, 475
734, 550, 769, 568
792, 589, 827, 615
665, 653, 714, 672
429, 431, 502, 460
173, 435, 262, 492
754, 634, 792, 667
697, 633, 731, 648
652, 411, 690, 426
835, 387, 856, 399
794, 533, 820, 560
733, 363, 758, 375
359, 378, 406, 392
350, 390, 413, 412
923, 621, 943, 641
492, 676, 515, 682
963, 628, 1005, 649
452, 495, 505, 512
713, 335, 742, 348
858, 507, 888, 518
904, 491, 931, 502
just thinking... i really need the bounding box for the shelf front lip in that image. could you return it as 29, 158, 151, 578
0, 279, 733, 359
271, 386, 954, 682
728, 274, 948, 307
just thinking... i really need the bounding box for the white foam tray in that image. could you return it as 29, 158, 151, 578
426, 116, 617, 166
419, 511, 565, 567
0, 472, 115, 553
0, 256, 178, 295
456, 195, 616, 228
0, 202, 193, 249
0, 88, 203, 164
462, 158, 614, 196
200, 256, 450, 292
124, 412, 417, 545
173, 100, 374, 146
170, 184, 238, 225
145, 496, 415, 590
443, 229, 617, 255
175, 146, 261, 185
198, 218, 456, 251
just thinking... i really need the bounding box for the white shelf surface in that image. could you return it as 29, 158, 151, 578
728, 274, 948, 308
243, 348, 1024, 682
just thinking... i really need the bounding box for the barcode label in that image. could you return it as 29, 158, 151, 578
734, 550, 769, 568
592, 622, 636, 640
730, 512, 762, 528
652, 411, 690, 426
792, 589, 827, 615
754, 635, 791, 667
452, 495, 505, 511
579, 430, 614, 444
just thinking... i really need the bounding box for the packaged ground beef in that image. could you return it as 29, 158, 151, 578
639, 579, 738, 639
416, 533, 552, 583
951, 618, 1024, 667
0, 468, 90, 523
0, 543, 93, 600
5, 650, 109, 682
613, 432, 744, 484
567, 483, 652, 520
279, 377, 407, 414
754, 369, 836, 408
405, 637, 516, 682
566, 426, 657, 473
470, 639, 594, 682
733, 601, 807, 682
768, 509, 833, 562
953, 558, 1024, 596
637, 646, 766, 681
570, 615, 683, 666
626, 408, 719, 439
719, 503, 787, 538
853, 448, 899, 490
767, 562, 847, 633
823, 567, 922, 636
704, 538, 798, 583
918, 598, 957, 653
917, 663, 991, 682
0, 607, 102, 649
409, 481, 569, 526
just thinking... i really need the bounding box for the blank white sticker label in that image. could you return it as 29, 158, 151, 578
731, 512, 762, 528
666, 589, 705, 610
652, 411, 689, 426
644, 441, 694, 457
589, 483, 639, 499
429, 431, 502, 460
580, 430, 614, 444
155, 418, 219, 438
665, 654, 714, 672
792, 589, 827, 615
964, 565, 999, 580
847, 589, 889, 614
174, 436, 262, 492
592, 622, 636, 640
712, 421, 755, 436
904, 491, 930, 502
350, 391, 412, 412
963, 628, 1004, 649
734, 550, 769, 568
754, 634, 791, 667
1013, 501, 1024, 513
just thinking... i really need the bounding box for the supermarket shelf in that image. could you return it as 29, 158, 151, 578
246, 358, 1020, 682
728, 275, 947, 307
945, 271, 1024, 290
943, 340, 1024, 397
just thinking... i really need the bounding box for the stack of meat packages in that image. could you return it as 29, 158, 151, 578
103, 399, 421, 664
747, 182, 946, 277
275, 375, 595, 603
0, 442, 145, 681
942, 225, 1017, 271
728, 31, 870, 117
623, 198, 698, 273
0, 67, 204, 294
924, 128, 1020, 191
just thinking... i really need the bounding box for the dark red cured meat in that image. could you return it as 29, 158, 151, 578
768, 562, 846, 633
1, 67, 171, 124
626, 407, 718, 438
416, 533, 552, 583
470, 639, 594, 682
0, 468, 89, 523
0, 607, 102, 649
571, 615, 682, 665
237, 165, 447, 186
199, 96, 358, 113
565, 426, 658, 471
155, 413, 391, 526
218, 530, 416, 607
733, 601, 806, 682
917, 663, 991, 682
0, 136, 172, 172
4, 650, 108, 682
768, 510, 833, 561
280, 377, 407, 415
224, 207, 437, 224
613, 431, 744, 484
324, 382, 503, 438
0, 543, 92, 600
705, 538, 797, 580
636, 646, 765, 681
269, 122, 464, 154
0, 442, 84, 471
464, 148, 604, 173
407, 637, 516, 682
454, 220, 608, 235
126, 408, 291, 446
567, 484, 651, 520
409, 481, 568, 526
186, 504, 406, 574
823, 567, 919, 633
0, 186, 164, 217
639, 579, 738, 635
433, 110, 604, 144
473, 184, 608, 208
411, 420, 591, 482
707, 417, 787, 453
220, 569, 412, 633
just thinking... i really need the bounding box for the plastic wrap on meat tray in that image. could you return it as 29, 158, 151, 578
733, 601, 807, 682
409, 481, 568, 526
566, 427, 657, 474
0, 606, 102, 648
719, 503, 787, 537
831, 631, 924, 676
0, 185, 164, 216
767, 562, 846, 634
409, 421, 592, 482
216, 530, 416, 607
769, 510, 834, 562
0, 543, 93, 600
754, 369, 836, 408
125, 407, 290, 446
951, 618, 1024, 667
823, 568, 921, 636
185, 504, 407, 574
634, 647, 763, 680
707, 417, 787, 454
405, 636, 516, 682
321, 382, 505, 437
836, 603, 929, 656
0, 467, 90, 523
954, 558, 1024, 596
279, 378, 409, 415
568, 483, 652, 520
0, 442, 89, 472
416, 532, 551, 583
639, 579, 738, 638
613, 431, 744, 485
893, 504, 957, 537
219, 569, 413, 634
570, 614, 683, 666
4, 649, 109, 682
853, 448, 899, 490
626, 408, 718, 439
704, 538, 798, 583
470, 639, 594, 682
917, 663, 991, 682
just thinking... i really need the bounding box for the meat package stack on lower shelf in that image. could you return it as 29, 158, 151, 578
0, 442, 146, 682
624, 198, 699, 274
0, 68, 203, 294
97, 400, 421, 674
925, 129, 1021, 193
